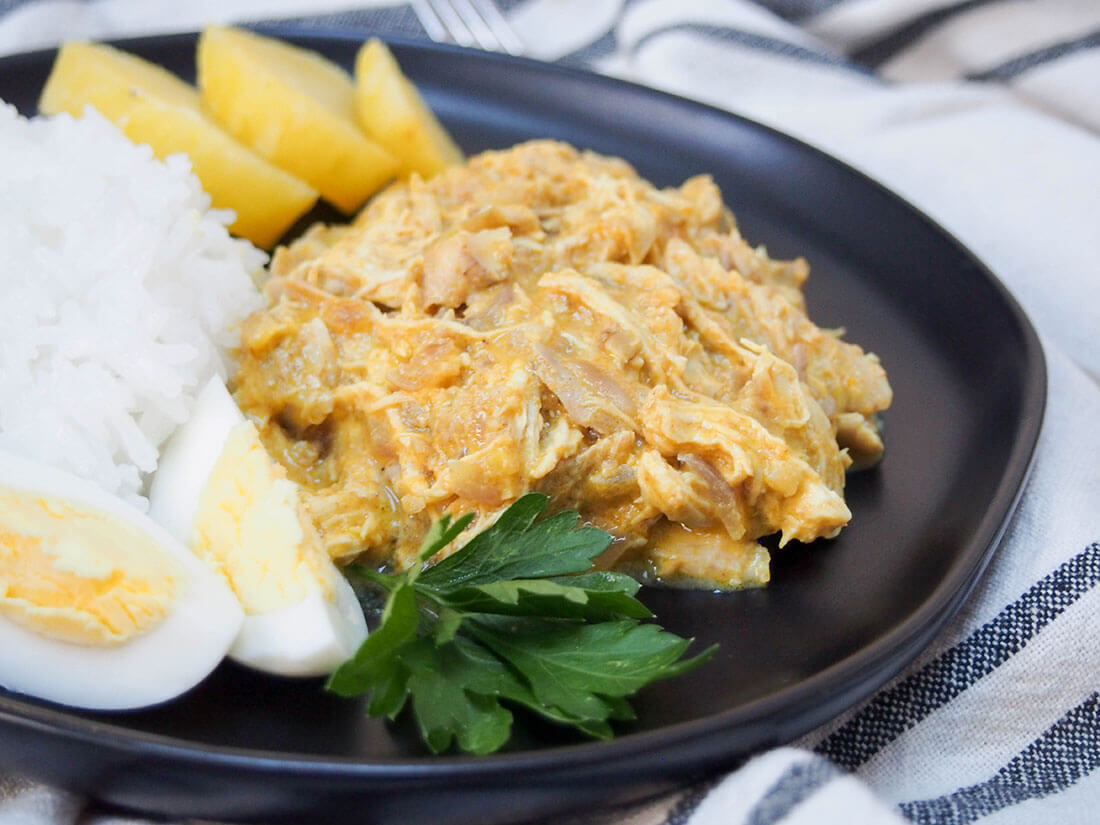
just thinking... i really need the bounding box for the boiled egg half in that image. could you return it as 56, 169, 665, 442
0, 451, 243, 710
148, 377, 367, 677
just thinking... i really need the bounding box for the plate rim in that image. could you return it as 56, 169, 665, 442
0, 27, 1046, 783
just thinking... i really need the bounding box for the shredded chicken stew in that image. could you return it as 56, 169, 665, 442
233, 140, 892, 589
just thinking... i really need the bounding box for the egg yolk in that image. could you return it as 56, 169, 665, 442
0, 487, 179, 646
192, 420, 337, 614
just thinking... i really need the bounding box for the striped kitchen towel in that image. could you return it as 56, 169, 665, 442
0, 2, 1097, 825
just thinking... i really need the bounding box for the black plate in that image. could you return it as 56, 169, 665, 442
0, 29, 1044, 825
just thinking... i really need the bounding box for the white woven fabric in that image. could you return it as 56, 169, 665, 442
0, 2, 1097, 824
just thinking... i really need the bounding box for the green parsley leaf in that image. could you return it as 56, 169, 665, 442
399, 638, 513, 755
363, 659, 411, 719
434, 635, 626, 737
325, 580, 417, 698
464, 616, 701, 718
326, 495, 716, 754
416, 512, 476, 564
416, 494, 612, 589
432, 574, 652, 621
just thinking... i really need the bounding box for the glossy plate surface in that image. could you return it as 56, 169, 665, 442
0, 30, 1044, 825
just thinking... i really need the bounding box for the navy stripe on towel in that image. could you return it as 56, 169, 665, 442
851, 0, 1009, 68
558, 29, 619, 67
816, 542, 1100, 770
968, 29, 1100, 82
661, 776, 724, 825
745, 1, 853, 23
633, 23, 873, 75
0, 0, 37, 16
745, 758, 840, 825
900, 692, 1100, 824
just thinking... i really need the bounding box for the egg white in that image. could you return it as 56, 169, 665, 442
0, 451, 244, 710
148, 377, 368, 677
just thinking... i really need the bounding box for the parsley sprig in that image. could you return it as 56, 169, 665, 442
326, 493, 715, 754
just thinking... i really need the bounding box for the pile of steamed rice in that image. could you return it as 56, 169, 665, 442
0, 103, 264, 507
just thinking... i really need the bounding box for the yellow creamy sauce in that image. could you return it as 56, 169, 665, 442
234, 140, 892, 589
0, 486, 178, 645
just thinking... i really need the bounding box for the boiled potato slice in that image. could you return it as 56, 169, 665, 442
38, 41, 319, 249
355, 38, 463, 179
198, 26, 399, 214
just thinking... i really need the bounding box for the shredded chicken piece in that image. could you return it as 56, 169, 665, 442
234, 140, 892, 588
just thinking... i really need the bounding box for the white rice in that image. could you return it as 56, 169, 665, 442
0, 103, 265, 508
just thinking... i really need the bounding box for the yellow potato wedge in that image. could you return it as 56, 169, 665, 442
198, 26, 399, 214
355, 38, 464, 179
38, 41, 319, 249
